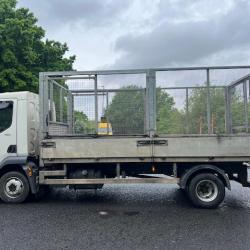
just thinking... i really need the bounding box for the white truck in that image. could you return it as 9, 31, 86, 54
0, 66, 249, 208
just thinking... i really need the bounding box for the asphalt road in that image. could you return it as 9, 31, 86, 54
0, 182, 250, 250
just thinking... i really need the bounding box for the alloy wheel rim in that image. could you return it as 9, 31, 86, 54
4, 177, 24, 198
195, 179, 218, 202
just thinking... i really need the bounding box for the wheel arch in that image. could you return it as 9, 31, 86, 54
0, 156, 28, 177
0, 156, 38, 194
0, 164, 26, 177
180, 164, 231, 190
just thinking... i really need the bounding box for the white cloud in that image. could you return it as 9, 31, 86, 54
17, 0, 250, 70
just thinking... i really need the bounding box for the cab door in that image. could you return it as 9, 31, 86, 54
0, 99, 17, 164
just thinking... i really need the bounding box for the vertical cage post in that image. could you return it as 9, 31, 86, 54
106, 91, 109, 134
185, 88, 189, 134
144, 88, 147, 134
146, 69, 156, 137
243, 80, 249, 132
249, 78, 250, 97
68, 92, 74, 134
59, 88, 63, 122
225, 87, 230, 133
106, 91, 109, 113
227, 86, 233, 133
39, 73, 49, 139
94, 75, 98, 133
206, 69, 211, 134
49, 80, 54, 121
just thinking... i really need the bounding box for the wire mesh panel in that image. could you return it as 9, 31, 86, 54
47, 79, 72, 136
157, 70, 207, 87
155, 68, 250, 135
186, 87, 227, 134
229, 80, 250, 133
65, 74, 147, 136
73, 94, 96, 134
105, 89, 145, 135
97, 74, 146, 135
155, 86, 226, 135
67, 77, 97, 135
209, 68, 250, 85
209, 87, 227, 134
186, 88, 207, 134
156, 70, 210, 135
156, 88, 186, 134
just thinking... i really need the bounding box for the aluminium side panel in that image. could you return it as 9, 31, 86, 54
41, 137, 152, 162
153, 135, 250, 160
40, 135, 250, 164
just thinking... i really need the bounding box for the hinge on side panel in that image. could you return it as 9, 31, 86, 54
41, 141, 56, 148
137, 140, 151, 146
153, 140, 168, 145
137, 139, 168, 146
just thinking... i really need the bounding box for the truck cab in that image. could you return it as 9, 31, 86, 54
0, 92, 39, 202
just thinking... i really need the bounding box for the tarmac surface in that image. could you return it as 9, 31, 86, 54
0, 182, 250, 250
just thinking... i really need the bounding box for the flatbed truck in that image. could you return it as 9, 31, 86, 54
0, 66, 250, 208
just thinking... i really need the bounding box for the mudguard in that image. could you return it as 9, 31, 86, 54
180, 164, 231, 190
0, 156, 39, 194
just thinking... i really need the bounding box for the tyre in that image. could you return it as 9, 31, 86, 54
0, 171, 30, 203
187, 173, 225, 208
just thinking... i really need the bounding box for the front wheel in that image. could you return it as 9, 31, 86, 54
0, 171, 30, 203
187, 173, 225, 208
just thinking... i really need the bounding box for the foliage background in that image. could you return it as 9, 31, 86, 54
0, 0, 75, 93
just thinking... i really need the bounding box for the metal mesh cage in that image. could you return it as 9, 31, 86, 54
39, 67, 250, 138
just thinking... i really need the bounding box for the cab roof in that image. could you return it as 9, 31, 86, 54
0, 91, 38, 100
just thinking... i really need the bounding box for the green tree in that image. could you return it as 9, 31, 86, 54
186, 87, 250, 134
230, 88, 250, 132
187, 88, 226, 134
156, 89, 184, 134
105, 86, 183, 135
74, 111, 95, 134
0, 0, 75, 93
105, 86, 145, 134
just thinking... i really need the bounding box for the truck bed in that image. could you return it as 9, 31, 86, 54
41, 134, 250, 164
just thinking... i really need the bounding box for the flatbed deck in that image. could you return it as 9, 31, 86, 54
41, 134, 250, 164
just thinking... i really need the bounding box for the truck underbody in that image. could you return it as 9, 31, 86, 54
39, 134, 250, 187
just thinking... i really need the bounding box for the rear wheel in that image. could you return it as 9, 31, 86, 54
0, 171, 30, 203
187, 173, 225, 208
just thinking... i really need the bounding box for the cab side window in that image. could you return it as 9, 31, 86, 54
0, 101, 13, 133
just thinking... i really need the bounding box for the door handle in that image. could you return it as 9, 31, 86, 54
4, 133, 11, 136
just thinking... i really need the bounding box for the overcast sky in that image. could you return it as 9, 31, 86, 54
17, 0, 250, 71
